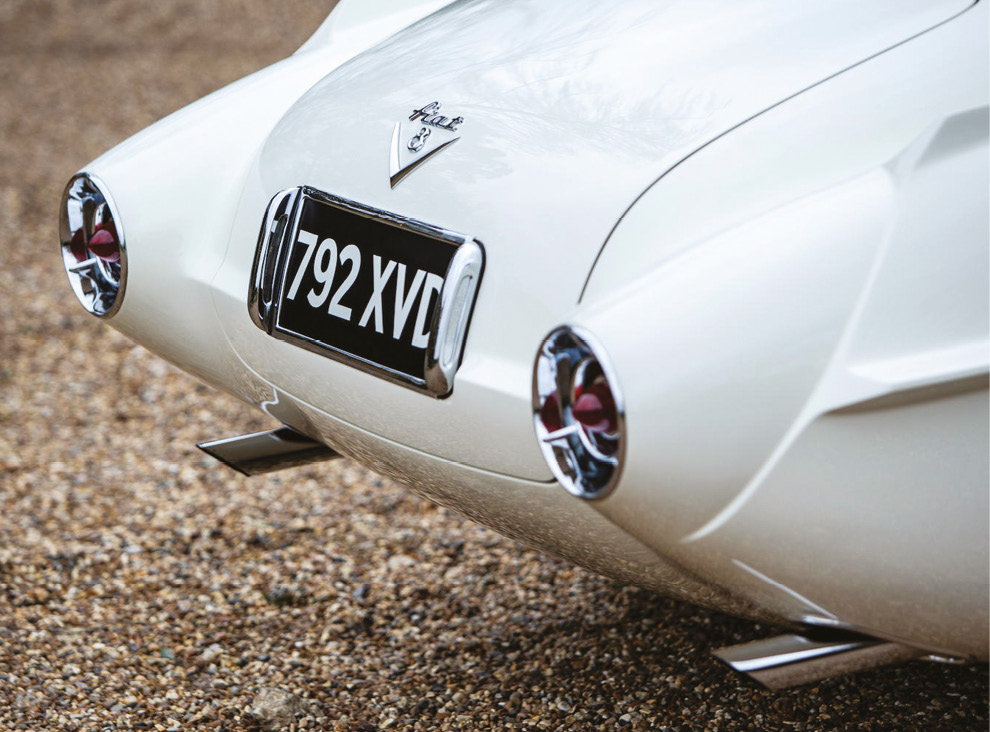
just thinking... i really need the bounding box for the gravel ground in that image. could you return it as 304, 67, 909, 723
0, 2, 987, 730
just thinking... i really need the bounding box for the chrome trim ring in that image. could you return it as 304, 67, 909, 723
533, 326, 626, 500
59, 173, 127, 318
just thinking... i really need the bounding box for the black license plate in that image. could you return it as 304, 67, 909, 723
249, 187, 483, 396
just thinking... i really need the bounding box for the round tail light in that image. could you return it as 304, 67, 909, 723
533, 327, 624, 499
59, 173, 126, 317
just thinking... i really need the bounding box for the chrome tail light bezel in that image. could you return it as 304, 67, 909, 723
59, 173, 127, 318
533, 326, 625, 500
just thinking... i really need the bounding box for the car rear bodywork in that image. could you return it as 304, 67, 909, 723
61, 0, 989, 680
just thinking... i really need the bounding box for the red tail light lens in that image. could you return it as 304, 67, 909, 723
539, 390, 563, 433
87, 226, 121, 262
573, 387, 618, 435
69, 227, 88, 263
59, 174, 127, 317
533, 327, 624, 499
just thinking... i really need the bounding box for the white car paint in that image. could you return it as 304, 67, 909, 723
71, 0, 988, 661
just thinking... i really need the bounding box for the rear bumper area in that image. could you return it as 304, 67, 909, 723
256, 381, 770, 625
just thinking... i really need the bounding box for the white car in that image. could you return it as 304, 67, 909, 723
58, 0, 988, 687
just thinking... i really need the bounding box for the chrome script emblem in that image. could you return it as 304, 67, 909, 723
389, 102, 464, 188
409, 101, 464, 131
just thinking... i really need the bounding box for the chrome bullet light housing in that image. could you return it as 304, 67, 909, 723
533, 326, 625, 500
59, 173, 126, 317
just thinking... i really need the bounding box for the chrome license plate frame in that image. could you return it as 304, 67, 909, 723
249, 186, 484, 397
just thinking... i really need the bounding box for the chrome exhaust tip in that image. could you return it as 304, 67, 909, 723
713, 630, 926, 690
198, 427, 339, 476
